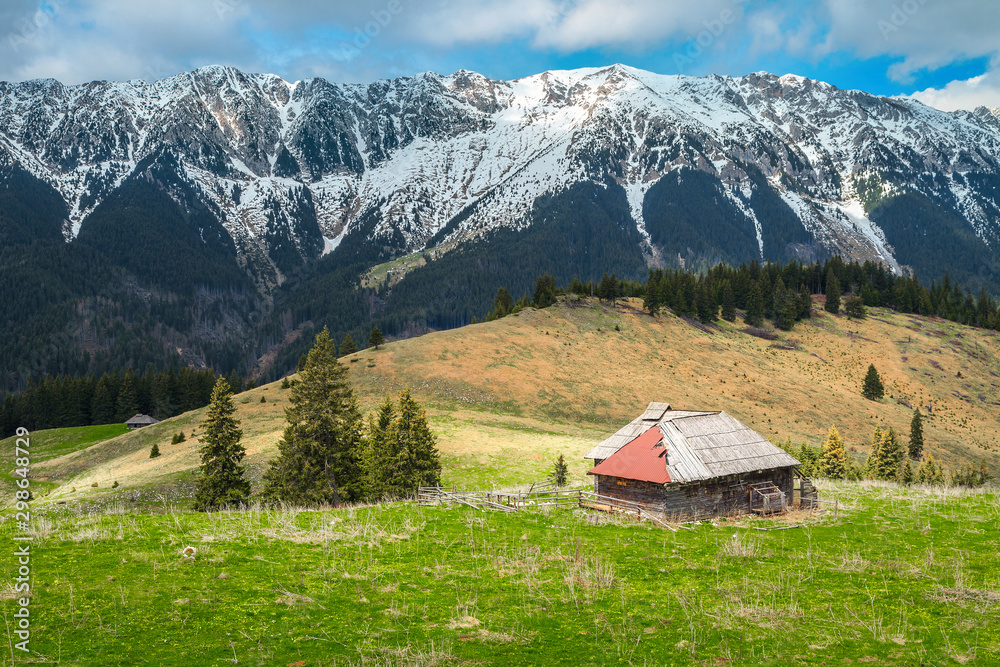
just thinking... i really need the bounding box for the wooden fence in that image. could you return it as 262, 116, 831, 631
417, 481, 834, 528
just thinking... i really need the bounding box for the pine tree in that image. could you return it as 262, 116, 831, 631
193, 377, 250, 511
150, 443, 160, 458
861, 364, 885, 400
116, 370, 139, 422
845, 295, 867, 319
908, 409, 924, 460
493, 287, 513, 317
721, 281, 736, 322
339, 334, 357, 357
901, 458, 914, 485
916, 454, 945, 485
773, 277, 798, 331
261, 327, 363, 506
820, 425, 848, 479
825, 269, 841, 314
553, 454, 569, 486
360, 395, 396, 501
863, 425, 883, 479
744, 281, 765, 327
532, 274, 557, 308
643, 273, 661, 316
91, 375, 116, 425
873, 427, 904, 481
368, 327, 384, 350
798, 287, 813, 320
389, 388, 441, 494
695, 280, 716, 323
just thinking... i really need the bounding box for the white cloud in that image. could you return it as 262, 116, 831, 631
817, 0, 1000, 83
0, 0, 998, 99
531, 0, 741, 51
907, 68, 1000, 112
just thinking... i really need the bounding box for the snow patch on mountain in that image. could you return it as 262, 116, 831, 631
4, 63, 1000, 286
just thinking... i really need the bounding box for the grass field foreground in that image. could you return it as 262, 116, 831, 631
1, 480, 997, 665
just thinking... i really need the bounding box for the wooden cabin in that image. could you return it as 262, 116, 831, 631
125, 414, 160, 429
585, 402, 806, 520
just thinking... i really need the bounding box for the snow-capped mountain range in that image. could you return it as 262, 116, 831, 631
4, 63, 1000, 291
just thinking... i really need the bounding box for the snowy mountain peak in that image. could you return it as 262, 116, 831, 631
3, 64, 1000, 294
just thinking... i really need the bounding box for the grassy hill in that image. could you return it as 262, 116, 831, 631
5, 296, 999, 504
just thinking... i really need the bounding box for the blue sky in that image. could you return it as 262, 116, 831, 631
2, 0, 999, 111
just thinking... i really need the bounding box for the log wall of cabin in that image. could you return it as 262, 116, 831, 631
662, 468, 794, 521
594, 467, 795, 521
594, 476, 664, 505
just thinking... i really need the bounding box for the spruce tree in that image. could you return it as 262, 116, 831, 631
390, 388, 441, 494
262, 327, 363, 506
360, 395, 396, 501
493, 287, 513, 317
695, 280, 716, 323
744, 281, 765, 327
820, 425, 848, 479
873, 426, 904, 481
339, 334, 357, 357
721, 281, 736, 322
901, 458, 914, 485
824, 269, 841, 314
368, 327, 385, 350
845, 295, 866, 319
798, 287, 813, 320
553, 454, 569, 486
193, 377, 250, 511
644, 275, 661, 316
773, 278, 798, 331
532, 274, 557, 308
908, 409, 924, 460
91, 375, 116, 425
864, 425, 883, 479
149, 443, 161, 458
916, 454, 945, 485
861, 364, 885, 401
116, 370, 139, 422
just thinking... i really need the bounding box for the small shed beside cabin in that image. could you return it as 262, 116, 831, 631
585, 403, 808, 520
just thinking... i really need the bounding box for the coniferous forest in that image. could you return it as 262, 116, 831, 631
0, 367, 221, 438
5, 158, 1000, 428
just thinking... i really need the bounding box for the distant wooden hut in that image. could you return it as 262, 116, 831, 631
585, 402, 810, 520
125, 414, 160, 429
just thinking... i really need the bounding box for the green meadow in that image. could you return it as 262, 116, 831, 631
2, 480, 997, 666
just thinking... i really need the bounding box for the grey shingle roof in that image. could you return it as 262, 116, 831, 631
585, 403, 799, 484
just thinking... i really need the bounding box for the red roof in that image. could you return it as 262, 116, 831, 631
587, 426, 671, 484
